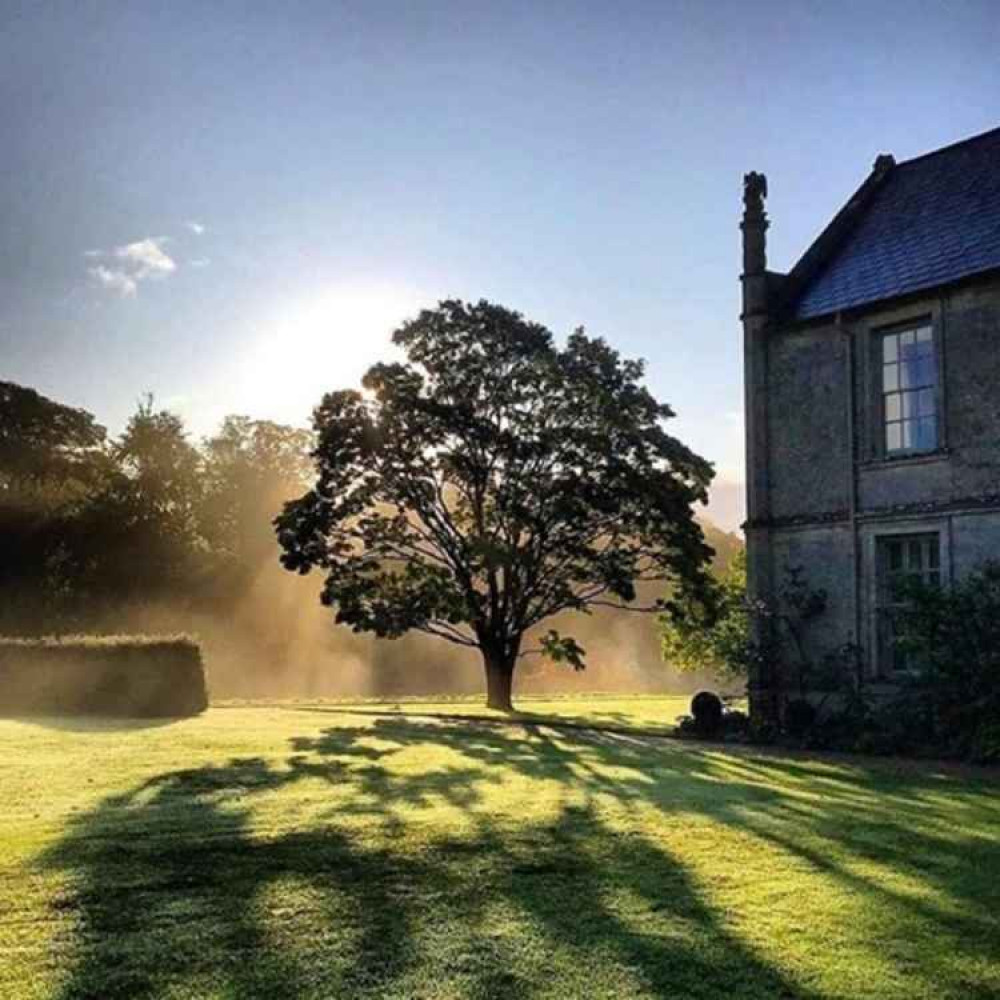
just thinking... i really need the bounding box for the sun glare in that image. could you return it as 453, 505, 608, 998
240, 283, 429, 426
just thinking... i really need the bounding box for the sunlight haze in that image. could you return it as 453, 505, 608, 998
3, 1, 997, 530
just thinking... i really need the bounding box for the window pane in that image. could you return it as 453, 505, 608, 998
900, 330, 915, 351
886, 422, 902, 451
884, 362, 899, 391
917, 388, 935, 416
901, 420, 915, 450
885, 392, 901, 421
916, 356, 936, 386
888, 540, 903, 571
915, 416, 938, 451
883, 334, 899, 363
915, 326, 933, 344
877, 533, 941, 674
900, 356, 921, 388
901, 391, 919, 419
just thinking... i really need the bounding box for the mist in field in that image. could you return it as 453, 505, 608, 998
104, 515, 742, 700
2, 380, 741, 703
95, 555, 734, 701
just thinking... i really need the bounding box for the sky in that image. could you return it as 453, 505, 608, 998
2, 1, 998, 530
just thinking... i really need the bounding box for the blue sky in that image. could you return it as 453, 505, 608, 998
2, 1, 998, 528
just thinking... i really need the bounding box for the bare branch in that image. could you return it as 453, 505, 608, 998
414, 622, 479, 647
586, 600, 663, 613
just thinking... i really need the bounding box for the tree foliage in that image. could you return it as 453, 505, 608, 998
0, 381, 108, 505
894, 561, 1000, 761
661, 551, 840, 715
201, 415, 313, 568
660, 546, 750, 679
0, 385, 311, 633
277, 299, 714, 709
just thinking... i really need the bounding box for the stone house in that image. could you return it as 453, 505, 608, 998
741, 126, 1000, 714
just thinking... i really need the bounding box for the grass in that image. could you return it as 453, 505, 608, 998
1, 697, 998, 999
214, 693, 697, 733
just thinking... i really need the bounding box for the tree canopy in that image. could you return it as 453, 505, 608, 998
277, 299, 715, 709
0, 385, 311, 635
660, 545, 749, 680
0, 381, 108, 504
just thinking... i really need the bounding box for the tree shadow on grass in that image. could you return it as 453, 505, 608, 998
295, 717, 1000, 991
39, 757, 420, 999
38, 716, 1000, 999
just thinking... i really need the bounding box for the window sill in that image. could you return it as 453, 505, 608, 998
863, 680, 909, 694
860, 449, 950, 471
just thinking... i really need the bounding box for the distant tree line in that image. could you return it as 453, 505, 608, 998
0, 381, 312, 635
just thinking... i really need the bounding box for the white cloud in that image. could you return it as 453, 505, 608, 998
113, 237, 176, 278
185, 220, 206, 235
190, 257, 210, 268
85, 236, 176, 297
88, 265, 138, 298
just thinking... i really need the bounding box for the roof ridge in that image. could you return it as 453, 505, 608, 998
778, 124, 1000, 322
776, 165, 893, 316
897, 124, 1000, 168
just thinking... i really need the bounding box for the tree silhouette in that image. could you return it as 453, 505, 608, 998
0, 381, 107, 504
0, 385, 311, 635
277, 299, 714, 710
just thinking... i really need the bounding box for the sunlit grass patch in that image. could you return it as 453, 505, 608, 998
0, 701, 998, 999
214, 692, 699, 733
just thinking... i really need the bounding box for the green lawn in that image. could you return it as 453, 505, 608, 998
215, 693, 696, 733
1, 699, 998, 999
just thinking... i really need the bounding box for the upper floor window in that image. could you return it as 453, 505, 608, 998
881, 325, 937, 454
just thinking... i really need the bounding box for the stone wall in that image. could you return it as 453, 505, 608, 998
750, 272, 1000, 688
766, 323, 849, 520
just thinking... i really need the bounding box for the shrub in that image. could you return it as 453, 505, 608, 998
892, 561, 1000, 760
784, 698, 817, 738
661, 549, 753, 681
969, 721, 1000, 765
747, 715, 778, 745
690, 690, 723, 737
722, 708, 749, 737
675, 714, 696, 737
0, 635, 208, 717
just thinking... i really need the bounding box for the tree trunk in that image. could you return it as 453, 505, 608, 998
484, 652, 515, 712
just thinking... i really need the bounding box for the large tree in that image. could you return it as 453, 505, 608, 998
277, 299, 715, 710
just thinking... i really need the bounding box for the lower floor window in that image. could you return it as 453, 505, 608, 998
876, 533, 940, 675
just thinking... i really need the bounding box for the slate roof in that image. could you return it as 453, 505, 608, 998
788, 126, 1000, 321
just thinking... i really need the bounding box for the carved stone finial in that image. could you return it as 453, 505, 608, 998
743, 171, 768, 212
872, 153, 896, 176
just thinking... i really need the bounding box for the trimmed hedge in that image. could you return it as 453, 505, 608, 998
0, 635, 208, 717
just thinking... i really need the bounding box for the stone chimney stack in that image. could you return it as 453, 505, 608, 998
741, 169, 771, 533
740, 171, 773, 719
740, 171, 769, 319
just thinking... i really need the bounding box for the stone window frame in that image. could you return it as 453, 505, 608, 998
861, 304, 947, 464
861, 517, 951, 680
879, 325, 938, 455
875, 532, 941, 676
